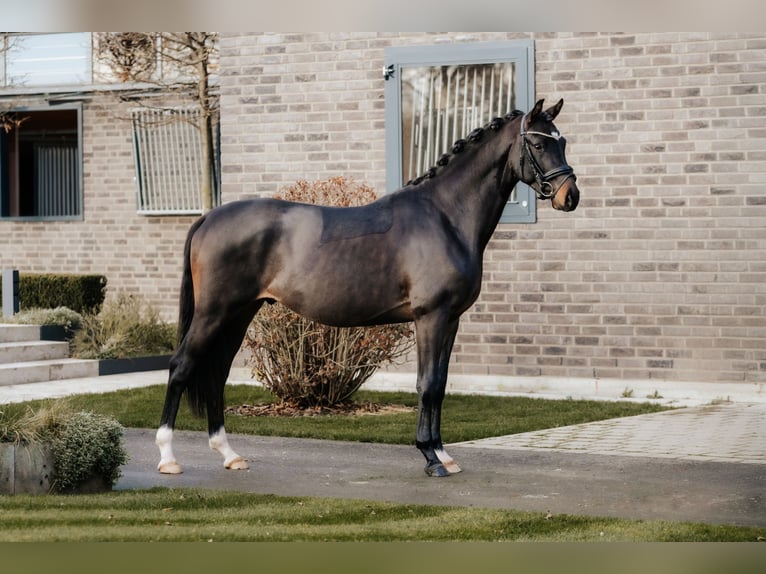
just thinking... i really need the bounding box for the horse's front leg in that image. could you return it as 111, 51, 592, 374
414, 313, 461, 477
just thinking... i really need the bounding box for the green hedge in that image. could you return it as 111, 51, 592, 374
0, 273, 107, 314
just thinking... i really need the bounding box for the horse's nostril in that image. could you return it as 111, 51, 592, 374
566, 188, 579, 211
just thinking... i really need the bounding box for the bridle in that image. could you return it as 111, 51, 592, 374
519, 111, 577, 200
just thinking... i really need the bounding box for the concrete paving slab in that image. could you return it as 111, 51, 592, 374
2, 369, 764, 527
116, 428, 766, 527
456, 403, 766, 465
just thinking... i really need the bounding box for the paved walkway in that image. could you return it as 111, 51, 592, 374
2, 371, 763, 465
2, 371, 765, 526
456, 402, 766, 465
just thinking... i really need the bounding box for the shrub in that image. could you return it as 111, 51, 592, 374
247, 304, 413, 408
0, 401, 128, 492
72, 292, 176, 359
49, 411, 128, 492
0, 273, 108, 314
4, 306, 83, 332
244, 177, 414, 409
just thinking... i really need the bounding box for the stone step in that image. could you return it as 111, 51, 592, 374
0, 340, 69, 365
0, 358, 99, 386
0, 324, 41, 343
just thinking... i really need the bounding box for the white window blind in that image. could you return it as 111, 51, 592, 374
34, 142, 80, 217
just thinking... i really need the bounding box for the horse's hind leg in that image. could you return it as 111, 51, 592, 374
203, 304, 263, 470
156, 348, 192, 474
156, 302, 262, 473
205, 349, 248, 471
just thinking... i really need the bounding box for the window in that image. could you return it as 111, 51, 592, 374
384, 41, 536, 223
131, 107, 220, 214
0, 105, 83, 220
1, 33, 92, 88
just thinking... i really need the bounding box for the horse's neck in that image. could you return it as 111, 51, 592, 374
430, 151, 517, 254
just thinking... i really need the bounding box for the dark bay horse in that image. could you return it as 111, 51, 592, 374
156, 98, 580, 477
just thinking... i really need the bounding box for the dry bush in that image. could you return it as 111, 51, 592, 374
244, 177, 414, 408
72, 292, 176, 359
273, 176, 378, 206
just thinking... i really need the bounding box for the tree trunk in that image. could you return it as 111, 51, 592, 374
197, 59, 214, 213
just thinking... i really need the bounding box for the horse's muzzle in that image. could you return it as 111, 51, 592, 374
552, 177, 579, 212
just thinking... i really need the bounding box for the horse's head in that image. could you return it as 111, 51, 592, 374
512, 98, 580, 212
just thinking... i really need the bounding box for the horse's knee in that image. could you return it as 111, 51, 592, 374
417, 375, 446, 402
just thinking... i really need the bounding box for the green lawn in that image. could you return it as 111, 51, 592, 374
6, 386, 760, 544
0, 487, 762, 542
48, 384, 669, 445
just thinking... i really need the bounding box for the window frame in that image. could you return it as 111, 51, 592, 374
384, 40, 537, 223
131, 106, 221, 216
0, 102, 84, 222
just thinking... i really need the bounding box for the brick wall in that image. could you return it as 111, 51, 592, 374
2, 33, 764, 389
219, 32, 766, 386
0, 93, 195, 318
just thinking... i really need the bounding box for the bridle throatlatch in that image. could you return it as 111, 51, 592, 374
520, 111, 577, 200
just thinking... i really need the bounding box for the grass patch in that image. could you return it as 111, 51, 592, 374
0, 487, 761, 542
20, 384, 671, 445
4, 390, 759, 544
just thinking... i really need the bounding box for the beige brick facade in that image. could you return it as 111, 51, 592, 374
0, 93, 196, 314
218, 32, 766, 386
2, 32, 765, 389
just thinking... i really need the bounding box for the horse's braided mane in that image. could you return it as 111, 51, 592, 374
405, 109, 523, 187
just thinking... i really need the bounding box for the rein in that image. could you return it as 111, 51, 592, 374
519, 111, 576, 200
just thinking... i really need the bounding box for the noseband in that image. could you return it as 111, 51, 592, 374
519, 112, 576, 200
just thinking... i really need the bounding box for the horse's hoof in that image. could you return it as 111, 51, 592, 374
224, 457, 249, 470
424, 463, 450, 477
435, 450, 462, 474
158, 461, 183, 474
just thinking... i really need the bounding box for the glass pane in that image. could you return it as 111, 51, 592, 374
6, 33, 91, 86
400, 62, 516, 190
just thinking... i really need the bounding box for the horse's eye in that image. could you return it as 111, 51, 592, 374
533, 143, 543, 150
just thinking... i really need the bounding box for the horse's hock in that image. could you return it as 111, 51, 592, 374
0, 443, 55, 494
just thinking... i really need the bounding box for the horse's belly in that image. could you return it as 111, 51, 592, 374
272, 279, 412, 327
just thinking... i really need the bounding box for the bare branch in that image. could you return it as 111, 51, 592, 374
96, 33, 158, 82
94, 32, 220, 213
0, 110, 29, 134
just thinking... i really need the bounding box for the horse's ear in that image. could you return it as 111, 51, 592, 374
529, 99, 545, 119
525, 99, 545, 129
544, 98, 564, 121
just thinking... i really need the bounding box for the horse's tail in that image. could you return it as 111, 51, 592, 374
177, 215, 206, 417
177, 216, 204, 346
